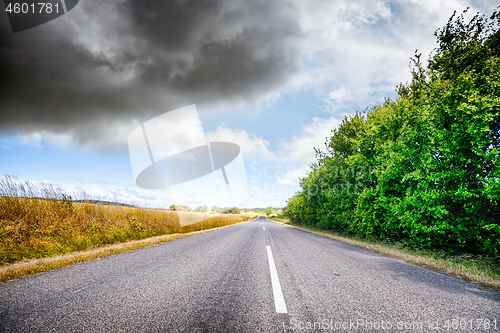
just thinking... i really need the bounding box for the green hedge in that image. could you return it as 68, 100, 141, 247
286, 9, 500, 256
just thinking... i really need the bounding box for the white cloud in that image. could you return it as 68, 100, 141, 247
2, 176, 167, 207
328, 86, 353, 105
170, 151, 198, 162
19, 133, 42, 148
245, 184, 292, 208
1, 145, 9, 149
276, 164, 311, 186
42, 132, 79, 148
86, 187, 109, 199
288, 0, 484, 111
205, 124, 274, 158
279, 116, 342, 163
276, 178, 297, 186
25, 119, 143, 149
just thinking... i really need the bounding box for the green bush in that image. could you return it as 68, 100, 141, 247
286, 8, 500, 256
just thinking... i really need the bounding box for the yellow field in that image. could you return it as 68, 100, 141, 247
0, 178, 251, 267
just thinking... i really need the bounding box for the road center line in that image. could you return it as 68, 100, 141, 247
266, 245, 287, 313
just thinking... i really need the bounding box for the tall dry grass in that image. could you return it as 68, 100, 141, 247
0, 176, 250, 266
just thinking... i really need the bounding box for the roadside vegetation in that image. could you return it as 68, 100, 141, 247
169, 204, 241, 214
272, 217, 500, 290
0, 176, 251, 274
284, 8, 500, 285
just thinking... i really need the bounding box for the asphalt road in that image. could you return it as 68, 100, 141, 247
1, 216, 499, 332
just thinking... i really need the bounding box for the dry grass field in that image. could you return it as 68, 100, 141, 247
0, 177, 251, 269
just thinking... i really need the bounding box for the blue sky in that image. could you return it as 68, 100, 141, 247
0, 0, 497, 208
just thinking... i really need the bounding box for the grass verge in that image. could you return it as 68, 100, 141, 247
271, 218, 500, 292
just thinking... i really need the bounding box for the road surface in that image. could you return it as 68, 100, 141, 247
1, 217, 499, 332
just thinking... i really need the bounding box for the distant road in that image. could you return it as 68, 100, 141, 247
1, 217, 499, 332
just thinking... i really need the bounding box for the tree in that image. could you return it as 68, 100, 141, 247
169, 204, 176, 211
224, 207, 241, 214
194, 205, 207, 213
173, 205, 191, 212
265, 206, 273, 216
284, 7, 500, 256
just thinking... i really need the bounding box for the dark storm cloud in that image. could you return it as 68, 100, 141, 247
0, 0, 302, 146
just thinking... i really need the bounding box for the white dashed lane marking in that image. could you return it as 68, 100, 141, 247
266, 245, 287, 313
